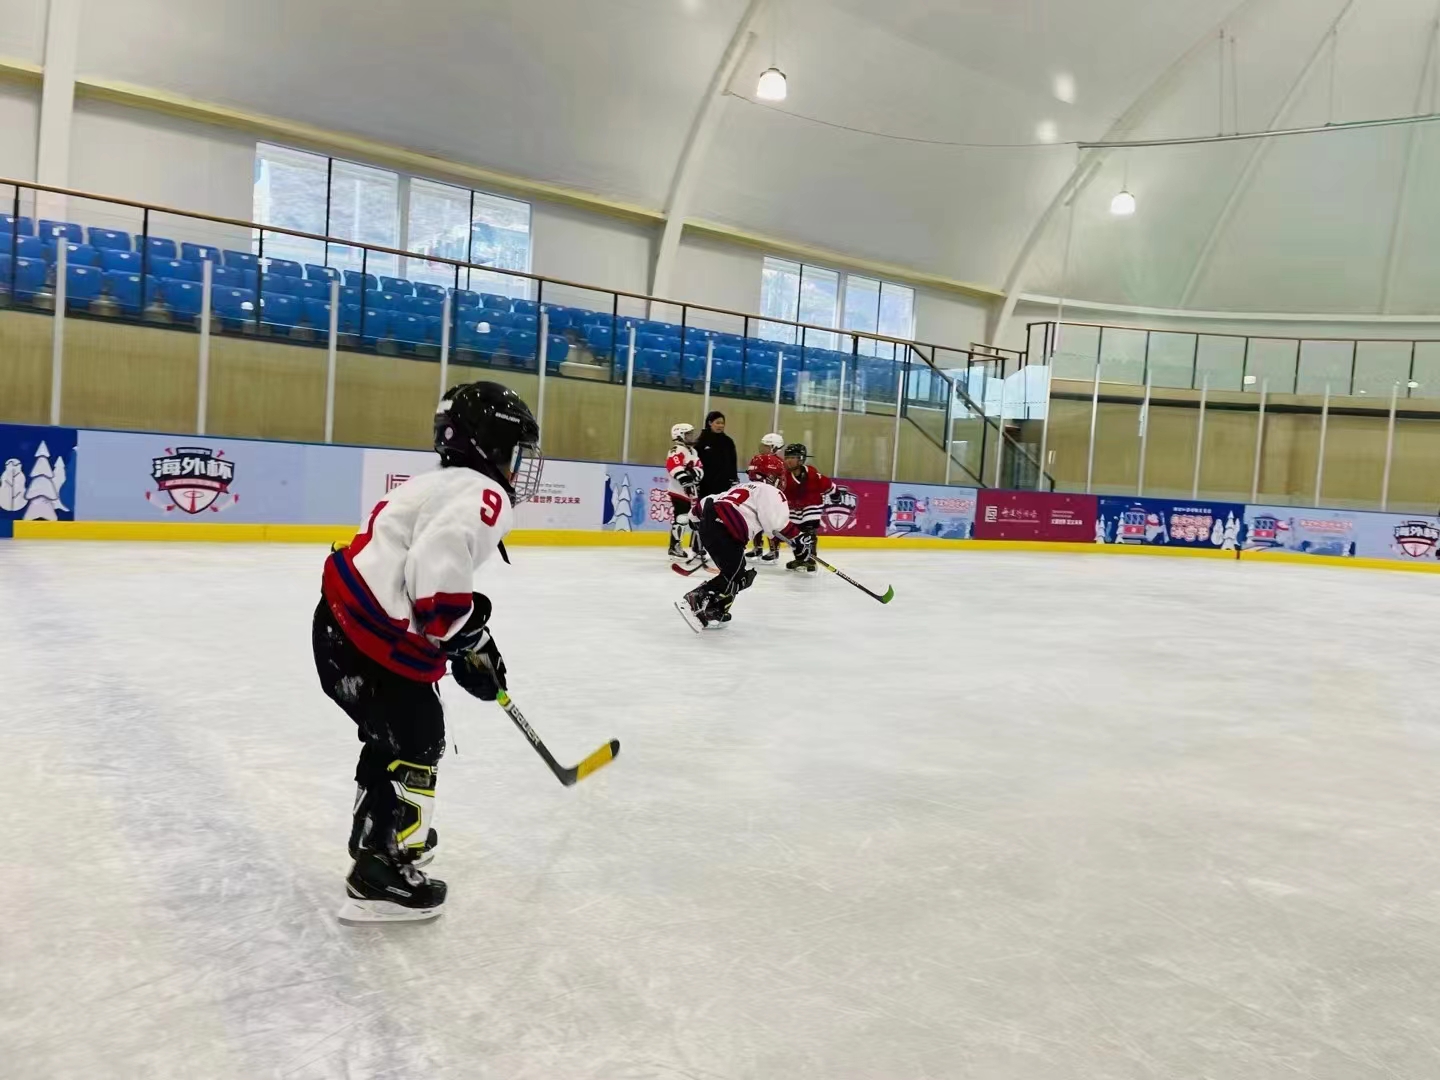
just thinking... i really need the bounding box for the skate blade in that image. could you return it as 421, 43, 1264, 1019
674, 600, 705, 634
337, 898, 444, 925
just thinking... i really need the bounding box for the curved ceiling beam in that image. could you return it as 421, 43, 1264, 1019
1379, 5, 1440, 314
650, 0, 770, 301
1178, 0, 1357, 307
988, 0, 1261, 347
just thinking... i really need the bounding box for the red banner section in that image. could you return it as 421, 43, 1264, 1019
973, 491, 1099, 542
821, 478, 891, 538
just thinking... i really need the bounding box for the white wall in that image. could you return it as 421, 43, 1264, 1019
914, 288, 991, 360
671, 233, 761, 324
66, 99, 255, 249
0, 82, 39, 183
529, 200, 653, 309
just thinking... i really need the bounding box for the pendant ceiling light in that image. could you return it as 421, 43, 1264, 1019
1110, 190, 1136, 216
756, 67, 788, 101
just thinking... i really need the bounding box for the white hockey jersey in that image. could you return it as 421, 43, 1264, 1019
666, 443, 702, 498
704, 482, 798, 544
323, 466, 513, 681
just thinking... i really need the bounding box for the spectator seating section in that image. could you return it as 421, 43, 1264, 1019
0, 215, 907, 403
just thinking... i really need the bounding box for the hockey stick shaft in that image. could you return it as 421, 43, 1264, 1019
495, 689, 619, 786
814, 556, 894, 604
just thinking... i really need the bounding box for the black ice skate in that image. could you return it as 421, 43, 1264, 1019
760, 548, 779, 563
338, 850, 447, 924
674, 589, 711, 633
746, 545, 762, 559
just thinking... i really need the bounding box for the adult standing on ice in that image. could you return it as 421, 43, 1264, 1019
694, 410, 738, 500
313, 381, 542, 923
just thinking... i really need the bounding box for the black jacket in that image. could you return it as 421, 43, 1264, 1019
694, 429, 738, 498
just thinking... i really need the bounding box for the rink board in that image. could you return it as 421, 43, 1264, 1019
13, 520, 1440, 574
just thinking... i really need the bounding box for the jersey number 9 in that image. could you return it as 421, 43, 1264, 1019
480, 488, 504, 526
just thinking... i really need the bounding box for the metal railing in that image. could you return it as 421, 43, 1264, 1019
0, 177, 1050, 490
1028, 319, 1440, 399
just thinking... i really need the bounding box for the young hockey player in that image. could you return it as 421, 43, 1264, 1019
314, 381, 542, 923
781, 442, 836, 572
676, 455, 814, 631
666, 422, 704, 565
745, 433, 787, 561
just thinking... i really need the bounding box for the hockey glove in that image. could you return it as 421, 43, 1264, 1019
453, 641, 506, 701
441, 593, 493, 655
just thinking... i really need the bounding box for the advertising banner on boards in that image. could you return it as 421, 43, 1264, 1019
603, 463, 675, 532
973, 490, 1098, 542
0, 424, 78, 536
821, 478, 890, 538
1242, 505, 1359, 557
1098, 497, 1246, 549
78, 430, 360, 524
885, 484, 979, 539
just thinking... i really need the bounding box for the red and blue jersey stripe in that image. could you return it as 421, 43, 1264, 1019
322, 550, 464, 682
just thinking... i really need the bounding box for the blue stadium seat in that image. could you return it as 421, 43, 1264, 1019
138, 235, 179, 260
634, 348, 665, 382
390, 313, 427, 347
102, 270, 151, 316
480, 292, 510, 311
636, 332, 668, 353
716, 359, 743, 387
412, 297, 443, 319
415, 283, 446, 303
162, 279, 203, 319
48, 241, 100, 268
421, 316, 443, 347
88, 227, 131, 252
293, 279, 329, 302
150, 258, 198, 282
358, 307, 388, 345
99, 249, 142, 273
212, 265, 256, 291
303, 299, 334, 333
305, 263, 340, 284
546, 335, 569, 371
12, 256, 47, 302
479, 308, 513, 329
223, 250, 258, 272
511, 313, 538, 334
380, 276, 414, 296
262, 278, 301, 298
0, 214, 34, 236
182, 242, 221, 264
265, 257, 304, 279
746, 362, 778, 395
339, 304, 362, 336
511, 299, 538, 317
39, 219, 83, 243
457, 316, 502, 356
65, 264, 102, 308
782, 366, 799, 395
538, 306, 571, 332
713, 344, 741, 366
681, 353, 706, 384
339, 285, 362, 306
345, 270, 378, 291
261, 293, 302, 330
505, 330, 538, 365
452, 289, 480, 309
10, 235, 44, 259
373, 291, 404, 312
682, 334, 710, 355
584, 325, 613, 353
213, 287, 257, 329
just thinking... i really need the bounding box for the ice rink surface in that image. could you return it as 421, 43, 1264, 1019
4, 542, 1440, 1079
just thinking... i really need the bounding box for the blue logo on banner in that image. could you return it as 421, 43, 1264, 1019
1098, 497, 1245, 549
0, 424, 78, 525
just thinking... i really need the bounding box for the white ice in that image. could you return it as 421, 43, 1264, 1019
3, 543, 1440, 1079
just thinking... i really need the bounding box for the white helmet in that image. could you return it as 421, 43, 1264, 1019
761, 432, 784, 451
671, 422, 696, 442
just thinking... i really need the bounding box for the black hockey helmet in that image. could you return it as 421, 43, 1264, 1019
782, 442, 808, 464
434, 381, 543, 503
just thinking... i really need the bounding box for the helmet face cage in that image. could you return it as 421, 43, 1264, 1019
782, 442, 808, 465
508, 442, 544, 504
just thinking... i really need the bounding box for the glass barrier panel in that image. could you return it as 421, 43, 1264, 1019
1194, 335, 1245, 391
1409, 342, 1440, 399
1351, 341, 1412, 400
1255, 408, 1320, 507
1099, 325, 1145, 386
1147, 331, 1197, 389
1315, 399, 1387, 510
1389, 414, 1440, 513
1296, 340, 1355, 396
1197, 395, 1256, 503
1135, 396, 1199, 499
1244, 339, 1298, 394
1051, 322, 1099, 381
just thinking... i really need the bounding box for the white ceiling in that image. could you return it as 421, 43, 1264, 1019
47, 0, 1440, 314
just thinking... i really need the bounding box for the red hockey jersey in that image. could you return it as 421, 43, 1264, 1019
783, 464, 835, 510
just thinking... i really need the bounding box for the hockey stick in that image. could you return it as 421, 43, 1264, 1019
494, 689, 620, 786
814, 556, 894, 604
